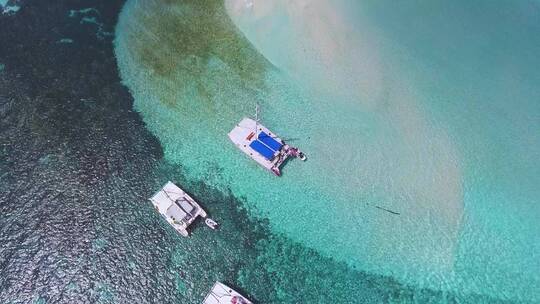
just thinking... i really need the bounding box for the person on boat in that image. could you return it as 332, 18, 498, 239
231, 296, 248, 304
287, 147, 299, 157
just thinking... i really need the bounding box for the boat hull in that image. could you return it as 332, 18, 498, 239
203, 281, 252, 304
149, 181, 207, 237
228, 117, 287, 175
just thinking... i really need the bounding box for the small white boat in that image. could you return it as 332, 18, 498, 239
203, 281, 252, 304
149, 181, 217, 237
228, 117, 306, 176
205, 218, 219, 230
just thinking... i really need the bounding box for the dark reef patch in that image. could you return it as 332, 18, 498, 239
121, 0, 270, 111
130, 0, 267, 82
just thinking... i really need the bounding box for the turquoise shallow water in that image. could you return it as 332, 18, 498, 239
343, 1, 540, 299
114, 0, 540, 302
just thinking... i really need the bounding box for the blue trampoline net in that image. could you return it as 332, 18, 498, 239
249, 140, 276, 160
258, 131, 283, 151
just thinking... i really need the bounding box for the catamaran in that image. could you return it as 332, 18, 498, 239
149, 181, 217, 237
203, 282, 252, 304
228, 107, 306, 176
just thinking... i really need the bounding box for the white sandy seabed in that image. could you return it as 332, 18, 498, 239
225, 0, 463, 290
223, 1, 540, 301
115, 0, 540, 301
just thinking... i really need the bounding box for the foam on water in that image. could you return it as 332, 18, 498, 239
115, 0, 540, 301
68, 7, 113, 40
57, 38, 74, 44
1, 0, 20, 16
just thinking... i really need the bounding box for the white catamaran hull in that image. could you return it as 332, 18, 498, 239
203, 281, 252, 304
149, 181, 207, 237
228, 118, 290, 176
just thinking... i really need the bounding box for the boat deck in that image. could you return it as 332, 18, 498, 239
149, 181, 207, 237
228, 118, 291, 176
203, 282, 252, 304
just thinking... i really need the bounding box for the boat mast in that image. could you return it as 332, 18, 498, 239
254, 103, 260, 133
